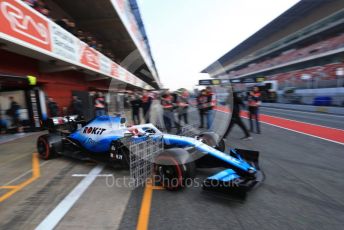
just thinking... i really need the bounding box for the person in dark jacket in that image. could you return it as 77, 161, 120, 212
205, 86, 215, 130
94, 92, 106, 117
7, 97, 21, 130
161, 90, 174, 133
130, 93, 142, 125
71, 96, 83, 118
223, 92, 252, 140
248, 86, 262, 134
141, 90, 152, 123
197, 89, 208, 129
176, 89, 189, 134
0, 113, 7, 134
47, 97, 59, 117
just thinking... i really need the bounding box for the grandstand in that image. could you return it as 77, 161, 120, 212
202, 0, 344, 106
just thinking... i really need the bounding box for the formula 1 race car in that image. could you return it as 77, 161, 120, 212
37, 115, 262, 195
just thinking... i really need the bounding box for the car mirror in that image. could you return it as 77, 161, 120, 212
124, 132, 133, 137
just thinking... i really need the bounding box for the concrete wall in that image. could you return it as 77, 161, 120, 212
277, 87, 344, 106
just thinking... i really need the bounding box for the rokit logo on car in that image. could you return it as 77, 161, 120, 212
83, 127, 106, 135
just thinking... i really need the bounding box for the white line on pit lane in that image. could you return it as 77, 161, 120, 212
216, 108, 344, 132
256, 111, 344, 131
215, 109, 344, 144
241, 117, 344, 146
72, 173, 113, 177
35, 164, 105, 230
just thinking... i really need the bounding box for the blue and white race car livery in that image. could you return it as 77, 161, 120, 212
37, 115, 262, 195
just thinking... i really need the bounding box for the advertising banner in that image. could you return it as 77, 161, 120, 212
0, 0, 51, 51
117, 65, 127, 81
199, 79, 232, 85
0, 0, 147, 88
80, 42, 100, 71
99, 54, 112, 75
51, 23, 79, 62
111, 62, 119, 78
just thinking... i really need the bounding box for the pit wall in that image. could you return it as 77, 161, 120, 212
262, 102, 344, 115
276, 87, 344, 106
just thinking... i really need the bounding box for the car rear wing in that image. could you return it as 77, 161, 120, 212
50, 115, 79, 125
45, 115, 85, 133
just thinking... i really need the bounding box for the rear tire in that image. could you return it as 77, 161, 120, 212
37, 135, 55, 160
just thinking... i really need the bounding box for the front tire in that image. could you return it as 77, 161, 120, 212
199, 132, 225, 152
216, 139, 226, 152
155, 149, 195, 190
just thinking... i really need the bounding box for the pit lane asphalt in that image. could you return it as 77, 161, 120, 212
0, 132, 132, 229
0, 107, 343, 230
119, 108, 344, 230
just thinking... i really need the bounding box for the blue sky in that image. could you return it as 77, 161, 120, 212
137, 0, 300, 90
